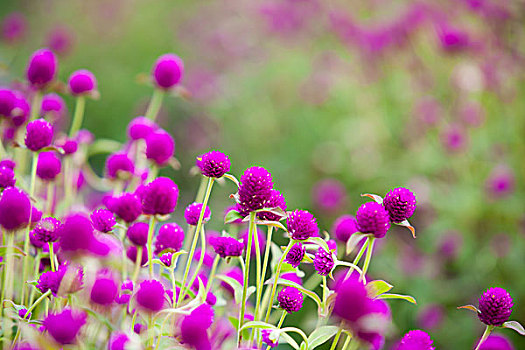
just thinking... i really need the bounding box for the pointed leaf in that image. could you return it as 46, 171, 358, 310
306, 325, 340, 349
377, 293, 416, 304
216, 274, 243, 304
224, 210, 243, 224
306, 237, 331, 254
222, 173, 240, 189
366, 280, 394, 298
346, 233, 369, 255
361, 193, 383, 204
503, 321, 525, 335
457, 305, 480, 313
395, 220, 416, 238
253, 218, 287, 231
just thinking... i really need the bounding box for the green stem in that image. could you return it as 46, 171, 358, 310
360, 238, 375, 282
132, 246, 143, 284
329, 327, 343, 350
147, 216, 157, 278
343, 336, 356, 350
322, 276, 328, 315
130, 310, 138, 333
475, 325, 494, 350
205, 255, 220, 296
49, 242, 56, 272
265, 311, 287, 350
145, 89, 165, 121
183, 225, 207, 302
344, 238, 369, 280
238, 211, 256, 345
177, 177, 214, 306
28, 254, 42, 306
3, 234, 15, 343
250, 220, 262, 345
169, 268, 177, 306
25, 289, 51, 319
30, 91, 42, 121
46, 181, 54, 215
69, 96, 86, 138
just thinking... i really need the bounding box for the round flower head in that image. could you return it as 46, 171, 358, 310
141, 177, 179, 215
257, 189, 287, 222
285, 242, 305, 268
152, 53, 184, 89
133, 323, 146, 335
0, 187, 31, 231
154, 223, 184, 255
26, 48, 57, 88
262, 329, 278, 348
68, 69, 96, 95
58, 213, 108, 256
278, 286, 303, 313
486, 166, 515, 199
43, 308, 86, 345
287, 209, 319, 241
90, 271, 118, 305
36, 151, 61, 181
31, 217, 61, 243
2, 12, 26, 43
46, 26, 74, 56
312, 179, 347, 213
356, 202, 390, 239
145, 130, 175, 166
184, 202, 211, 226
160, 252, 173, 267
210, 236, 244, 258
180, 304, 214, 350
126, 245, 147, 266
478, 287, 513, 326
396, 330, 435, 350
11, 92, 30, 127
127, 222, 149, 246
25, 119, 53, 152
108, 332, 130, 350
441, 124, 467, 152
41, 93, 66, 121
238, 166, 274, 216
333, 276, 371, 323
0, 166, 16, 188
332, 215, 358, 242
91, 208, 116, 233
197, 150, 230, 178
313, 247, 334, 276
383, 187, 417, 223
127, 116, 157, 140
107, 193, 142, 223
136, 279, 165, 313
240, 227, 266, 258
0, 88, 15, 117
61, 139, 78, 155
105, 152, 135, 180
478, 334, 515, 350
417, 304, 444, 330
0, 159, 15, 169
18, 308, 31, 319
37, 269, 61, 295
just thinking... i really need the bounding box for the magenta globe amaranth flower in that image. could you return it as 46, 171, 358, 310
197, 150, 230, 178
90, 271, 118, 305
0, 187, 31, 231
58, 213, 108, 256
31, 217, 61, 243
43, 308, 86, 344
61, 138, 78, 155
396, 330, 435, 350
313, 247, 334, 276
478, 287, 513, 326
237, 166, 274, 216
0, 159, 15, 169
25, 119, 53, 152
26, 48, 57, 88
383, 187, 417, 223
126, 245, 148, 265
46, 26, 74, 56
257, 189, 287, 221
333, 276, 370, 323
145, 130, 175, 166
152, 53, 184, 89
90, 208, 116, 233
356, 202, 390, 238
107, 193, 142, 223
486, 166, 515, 198
209, 236, 244, 258
180, 304, 214, 350
287, 209, 319, 241
108, 332, 130, 350
127, 222, 149, 246
160, 252, 173, 267
141, 177, 179, 215
262, 329, 278, 348
184, 202, 211, 226
312, 178, 347, 213
2, 12, 26, 43
41, 93, 66, 121
68, 69, 97, 95
154, 223, 184, 255
278, 286, 303, 313
0, 166, 16, 188
136, 279, 165, 313
36, 151, 61, 181
332, 215, 358, 242
0, 88, 16, 117
127, 116, 157, 140
11, 92, 30, 127
105, 152, 134, 180
478, 334, 515, 350
285, 242, 305, 268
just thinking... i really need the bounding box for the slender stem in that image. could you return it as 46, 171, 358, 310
28, 253, 42, 306
130, 310, 138, 333
69, 96, 86, 138
49, 242, 56, 272
360, 238, 375, 282
343, 336, 355, 350
264, 240, 295, 324
46, 181, 54, 215
25, 289, 51, 319
329, 327, 343, 350
344, 238, 369, 280
265, 311, 287, 350
238, 211, 256, 345
475, 325, 494, 350
205, 255, 220, 296
194, 176, 207, 203
30, 91, 42, 121
132, 246, 143, 283
3, 234, 15, 343
147, 216, 156, 278
177, 177, 214, 306
322, 276, 328, 314
145, 88, 165, 121
183, 225, 207, 302
169, 268, 177, 306
259, 226, 273, 297
119, 225, 128, 281
250, 220, 262, 345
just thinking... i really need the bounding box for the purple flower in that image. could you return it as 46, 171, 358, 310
0, 166, 16, 188
41, 93, 67, 121
332, 215, 358, 242
197, 150, 230, 178
11, 92, 30, 127
0, 88, 16, 117
25, 119, 53, 152
58, 213, 108, 256
220, 267, 243, 297
0, 187, 31, 231
107, 193, 142, 223
136, 279, 165, 313
160, 252, 173, 267
486, 166, 515, 198
133, 323, 146, 335
36, 151, 61, 181
396, 330, 435, 350
90, 208, 116, 233
356, 202, 390, 238
127, 222, 149, 246
108, 332, 130, 350
478, 287, 513, 326
240, 227, 266, 258
90, 270, 118, 305
18, 308, 31, 319
257, 189, 287, 222
357, 298, 391, 350
313, 247, 334, 276
154, 223, 184, 255
127, 116, 157, 140
184, 202, 211, 226
417, 304, 444, 330
126, 245, 147, 265
46, 26, 74, 56
278, 286, 303, 313
152, 53, 184, 89
383, 187, 417, 223
0, 159, 15, 169
37, 269, 61, 295
26, 48, 57, 88
312, 179, 347, 213
287, 209, 319, 241
105, 152, 135, 180
180, 304, 214, 350
237, 166, 274, 216
31, 217, 61, 243
43, 308, 86, 344
68, 69, 97, 96
210, 236, 244, 258
437, 24, 470, 52
441, 124, 468, 153
285, 243, 305, 268
262, 329, 278, 348
282, 272, 302, 285
333, 276, 370, 323
478, 334, 515, 350
2, 13, 26, 43
141, 177, 179, 215
145, 130, 175, 166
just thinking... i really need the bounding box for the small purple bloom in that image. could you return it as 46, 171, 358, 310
108, 332, 130, 350
136, 279, 165, 313
417, 304, 444, 330
31, 217, 61, 243
486, 166, 515, 198
46, 26, 74, 56
0, 88, 16, 117
58, 213, 108, 256
262, 329, 278, 348
184, 202, 211, 226
90, 208, 116, 233
356, 202, 390, 238
141, 177, 179, 215
160, 252, 173, 267
396, 330, 435, 350
145, 130, 175, 166
287, 209, 319, 241
18, 308, 31, 319
43, 308, 86, 344
312, 178, 347, 213
25, 119, 53, 152
41, 93, 67, 122
210, 236, 244, 258
383, 187, 417, 223
36, 151, 61, 181
257, 189, 287, 222
0, 187, 31, 231
238, 166, 274, 216
2, 13, 26, 43
0, 166, 16, 188
26, 48, 58, 88
478, 287, 513, 326
332, 215, 358, 242
478, 334, 515, 350
107, 193, 142, 223
105, 152, 135, 180
127, 116, 157, 140
126, 245, 147, 265
152, 53, 184, 89
441, 124, 468, 153
313, 247, 334, 276
285, 242, 305, 268
197, 150, 230, 178
68, 69, 97, 96
90, 270, 118, 306
127, 222, 149, 246
333, 276, 370, 323
154, 223, 184, 255
0, 159, 15, 169
278, 286, 303, 313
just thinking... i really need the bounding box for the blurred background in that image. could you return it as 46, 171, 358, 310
1, 0, 525, 348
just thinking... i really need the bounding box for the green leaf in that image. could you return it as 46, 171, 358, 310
306, 237, 331, 254
377, 293, 416, 304
361, 193, 383, 204
254, 218, 287, 231
82, 307, 115, 331
457, 305, 479, 313
216, 274, 243, 304
346, 233, 368, 255
0, 245, 26, 256
366, 280, 393, 298
240, 320, 276, 332
273, 278, 322, 310
224, 210, 243, 224
503, 321, 525, 335
87, 139, 122, 156
306, 325, 339, 349
395, 219, 416, 238
222, 173, 240, 188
